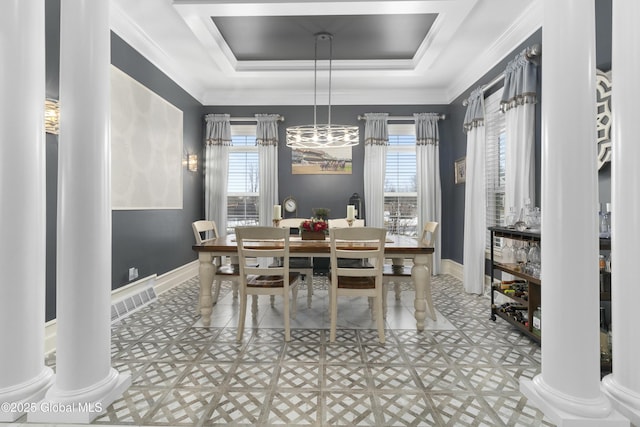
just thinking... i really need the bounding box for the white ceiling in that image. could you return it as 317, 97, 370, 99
111, 0, 542, 106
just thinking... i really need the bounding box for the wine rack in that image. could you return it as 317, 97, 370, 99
489, 226, 541, 343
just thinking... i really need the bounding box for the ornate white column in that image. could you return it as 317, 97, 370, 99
602, 1, 640, 424
29, 0, 129, 423
0, 1, 54, 421
520, 0, 627, 425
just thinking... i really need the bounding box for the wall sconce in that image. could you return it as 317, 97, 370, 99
45, 98, 60, 135
188, 154, 198, 172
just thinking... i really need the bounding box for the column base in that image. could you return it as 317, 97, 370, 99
28, 368, 130, 424
521, 377, 629, 427
602, 375, 640, 426
0, 367, 54, 422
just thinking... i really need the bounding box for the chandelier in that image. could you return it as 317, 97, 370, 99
286, 33, 359, 149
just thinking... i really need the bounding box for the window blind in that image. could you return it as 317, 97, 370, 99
384, 125, 418, 236
227, 129, 259, 233
485, 89, 506, 252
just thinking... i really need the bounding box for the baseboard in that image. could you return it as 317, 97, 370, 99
440, 258, 493, 293
155, 260, 199, 296
44, 260, 199, 355
441, 259, 463, 281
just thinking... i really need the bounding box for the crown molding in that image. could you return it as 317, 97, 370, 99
201, 87, 450, 106
110, 2, 208, 104
445, 0, 542, 104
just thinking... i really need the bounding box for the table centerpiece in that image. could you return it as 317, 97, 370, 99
300, 218, 328, 240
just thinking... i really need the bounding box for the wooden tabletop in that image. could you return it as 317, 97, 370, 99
192, 234, 433, 256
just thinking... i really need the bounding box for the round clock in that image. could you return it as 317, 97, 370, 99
283, 196, 297, 215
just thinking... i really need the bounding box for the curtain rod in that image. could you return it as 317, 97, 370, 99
228, 115, 285, 122
357, 114, 446, 121
462, 43, 541, 106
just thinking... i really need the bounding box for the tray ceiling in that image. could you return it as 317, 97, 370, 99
110, 0, 542, 105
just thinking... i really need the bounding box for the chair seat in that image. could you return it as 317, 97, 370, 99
337, 276, 375, 289
248, 272, 300, 288
382, 264, 412, 277
337, 259, 373, 269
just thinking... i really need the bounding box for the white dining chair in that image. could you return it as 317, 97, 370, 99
277, 218, 315, 307
328, 218, 365, 228
192, 220, 241, 310
329, 227, 387, 344
235, 226, 300, 342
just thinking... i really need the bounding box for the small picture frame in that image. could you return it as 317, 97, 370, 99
454, 157, 466, 184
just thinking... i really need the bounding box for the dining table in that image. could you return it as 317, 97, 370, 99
192, 233, 435, 330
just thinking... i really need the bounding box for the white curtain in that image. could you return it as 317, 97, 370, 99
204, 113, 231, 234
463, 89, 486, 295
363, 113, 388, 227
414, 113, 442, 275
256, 114, 279, 226
502, 47, 538, 213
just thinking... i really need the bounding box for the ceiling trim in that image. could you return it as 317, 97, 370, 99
200, 86, 451, 106
111, 2, 208, 103
174, 0, 478, 74
445, 0, 542, 103
173, 0, 466, 17
112, 0, 542, 107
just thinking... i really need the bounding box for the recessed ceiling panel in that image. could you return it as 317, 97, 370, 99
211, 14, 437, 61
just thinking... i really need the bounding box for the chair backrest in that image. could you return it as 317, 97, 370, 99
329, 227, 386, 279
421, 221, 439, 247
328, 218, 365, 228
192, 220, 219, 244
235, 226, 292, 284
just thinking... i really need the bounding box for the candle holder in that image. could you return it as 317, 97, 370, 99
272, 219, 281, 228
347, 219, 354, 227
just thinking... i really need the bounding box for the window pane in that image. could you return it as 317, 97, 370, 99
228, 152, 259, 193
384, 195, 418, 236
227, 132, 259, 234
385, 133, 417, 236
485, 89, 506, 251
227, 196, 259, 233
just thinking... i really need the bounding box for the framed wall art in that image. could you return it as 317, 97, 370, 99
454, 157, 466, 184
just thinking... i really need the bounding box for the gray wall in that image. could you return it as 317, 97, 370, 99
445, 30, 543, 265
44, 2, 204, 321
443, 0, 611, 266
202, 104, 451, 222
42, 0, 613, 320
110, 35, 204, 287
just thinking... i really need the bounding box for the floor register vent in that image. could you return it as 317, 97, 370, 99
111, 286, 157, 324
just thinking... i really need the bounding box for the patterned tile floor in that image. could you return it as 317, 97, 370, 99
28, 274, 555, 426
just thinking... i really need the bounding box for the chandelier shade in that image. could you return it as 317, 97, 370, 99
286, 32, 359, 149
286, 124, 359, 149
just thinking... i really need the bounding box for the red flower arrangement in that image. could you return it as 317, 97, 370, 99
300, 218, 328, 233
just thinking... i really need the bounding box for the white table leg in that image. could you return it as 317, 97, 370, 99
412, 254, 436, 331
199, 252, 214, 326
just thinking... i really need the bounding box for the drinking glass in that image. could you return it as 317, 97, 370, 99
502, 239, 515, 264
516, 241, 528, 264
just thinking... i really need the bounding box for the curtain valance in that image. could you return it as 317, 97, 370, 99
204, 114, 232, 146
414, 113, 440, 146
463, 88, 485, 132
363, 113, 389, 146
501, 47, 539, 112
255, 114, 280, 146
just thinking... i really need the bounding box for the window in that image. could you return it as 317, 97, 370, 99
227, 125, 259, 234
485, 89, 506, 252
384, 124, 418, 237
